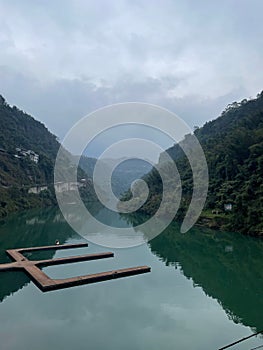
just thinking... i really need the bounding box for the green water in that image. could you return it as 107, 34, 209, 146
0, 207, 262, 350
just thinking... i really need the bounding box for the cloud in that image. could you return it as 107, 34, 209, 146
0, 0, 262, 149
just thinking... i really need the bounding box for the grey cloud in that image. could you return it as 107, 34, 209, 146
0, 0, 262, 150
0, 66, 244, 139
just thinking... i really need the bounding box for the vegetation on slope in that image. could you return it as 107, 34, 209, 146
120, 92, 263, 236
0, 95, 97, 217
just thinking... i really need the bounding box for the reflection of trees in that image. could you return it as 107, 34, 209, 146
0, 272, 30, 303
119, 212, 149, 227
149, 223, 263, 332
0, 208, 78, 302
124, 213, 263, 332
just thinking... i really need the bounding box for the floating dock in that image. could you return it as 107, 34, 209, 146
0, 243, 151, 292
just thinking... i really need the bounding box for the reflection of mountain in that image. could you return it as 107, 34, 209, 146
147, 223, 263, 331
0, 208, 78, 302
0, 272, 30, 303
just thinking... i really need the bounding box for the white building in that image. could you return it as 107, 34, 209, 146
28, 185, 48, 194
15, 148, 39, 163
224, 203, 233, 211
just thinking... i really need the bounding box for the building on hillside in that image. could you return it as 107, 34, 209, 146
54, 182, 83, 193
28, 185, 48, 194
224, 203, 233, 211
15, 148, 39, 163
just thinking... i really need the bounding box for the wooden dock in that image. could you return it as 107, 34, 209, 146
0, 243, 151, 292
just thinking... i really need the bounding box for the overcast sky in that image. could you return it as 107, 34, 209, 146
0, 0, 263, 153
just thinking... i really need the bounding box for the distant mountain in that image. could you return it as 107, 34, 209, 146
120, 91, 263, 236
79, 156, 152, 197
0, 95, 97, 217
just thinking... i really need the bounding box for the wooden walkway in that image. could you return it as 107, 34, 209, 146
0, 243, 151, 292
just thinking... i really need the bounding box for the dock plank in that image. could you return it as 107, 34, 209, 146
0, 243, 151, 292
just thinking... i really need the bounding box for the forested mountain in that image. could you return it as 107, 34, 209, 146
1, 91, 263, 236
0, 95, 97, 217
0, 95, 60, 186
120, 92, 263, 236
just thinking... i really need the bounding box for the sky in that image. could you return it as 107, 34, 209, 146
0, 0, 263, 156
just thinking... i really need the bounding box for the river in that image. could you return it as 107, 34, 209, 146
0, 206, 262, 350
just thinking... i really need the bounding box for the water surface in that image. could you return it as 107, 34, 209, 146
0, 207, 262, 350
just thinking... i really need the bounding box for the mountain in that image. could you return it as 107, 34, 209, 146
0, 95, 60, 186
0, 95, 97, 217
79, 155, 152, 197
120, 91, 263, 236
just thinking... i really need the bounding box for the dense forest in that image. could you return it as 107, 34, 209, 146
0, 95, 59, 185
1, 92, 263, 236
120, 92, 263, 236
0, 95, 97, 217
0, 94, 151, 218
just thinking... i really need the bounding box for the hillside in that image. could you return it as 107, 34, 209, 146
0, 95, 97, 217
120, 92, 263, 236
0, 95, 60, 186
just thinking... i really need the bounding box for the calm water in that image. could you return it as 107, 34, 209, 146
0, 207, 262, 350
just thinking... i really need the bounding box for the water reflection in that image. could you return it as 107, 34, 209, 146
147, 222, 263, 332
0, 208, 79, 302
1, 207, 263, 337
0, 208, 263, 350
